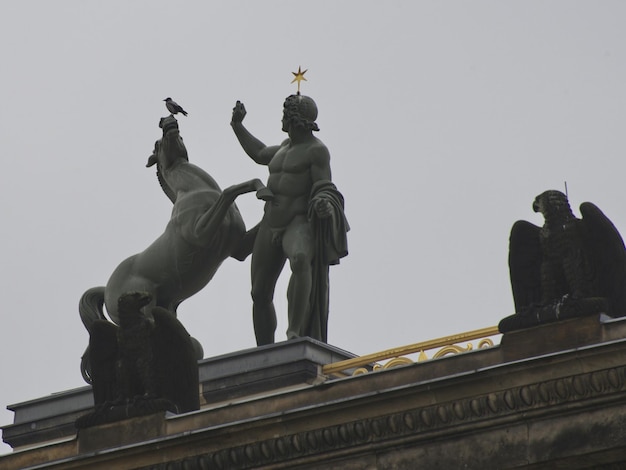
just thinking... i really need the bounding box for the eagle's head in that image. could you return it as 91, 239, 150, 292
117, 292, 153, 328
533, 190, 574, 221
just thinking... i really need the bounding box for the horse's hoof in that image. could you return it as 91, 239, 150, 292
256, 187, 274, 202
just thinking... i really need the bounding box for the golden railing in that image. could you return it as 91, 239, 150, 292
323, 326, 501, 377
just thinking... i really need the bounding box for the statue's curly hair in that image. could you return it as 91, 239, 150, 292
283, 94, 319, 132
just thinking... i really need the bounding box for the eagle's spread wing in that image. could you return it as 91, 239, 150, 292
88, 320, 119, 405
509, 220, 542, 312
580, 202, 626, 315
152, 307, 200, 413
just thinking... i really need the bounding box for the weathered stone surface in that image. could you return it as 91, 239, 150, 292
5, 319, 626, 469
1, 338, 356, 450
78, 413, 166, 454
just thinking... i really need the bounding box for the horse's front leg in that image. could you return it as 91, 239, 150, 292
223, 178, 272, 202
193, 179, 272, 239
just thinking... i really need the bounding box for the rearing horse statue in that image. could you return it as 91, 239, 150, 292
79, 116, 268, 381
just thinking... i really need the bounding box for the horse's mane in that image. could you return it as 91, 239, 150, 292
165, 160, 222, 195
156, 166, 177, 204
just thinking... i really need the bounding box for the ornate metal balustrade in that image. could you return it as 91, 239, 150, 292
323, 326, 501, 377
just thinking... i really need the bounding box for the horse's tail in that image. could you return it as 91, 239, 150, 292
79, 286, 107, 331
79, 286, 106, 384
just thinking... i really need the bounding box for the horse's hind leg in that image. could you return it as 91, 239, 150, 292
231, 222, 260, 261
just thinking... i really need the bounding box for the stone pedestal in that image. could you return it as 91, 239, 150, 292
2, 338, 357, 450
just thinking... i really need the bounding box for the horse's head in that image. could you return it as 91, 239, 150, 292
147, 116, 189, 169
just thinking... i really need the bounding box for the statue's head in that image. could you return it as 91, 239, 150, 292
282, 94, 319, 132
147, 116, 188, 168
533, 190, 572, 218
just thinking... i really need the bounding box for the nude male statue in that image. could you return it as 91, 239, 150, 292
231, 95, 349, 345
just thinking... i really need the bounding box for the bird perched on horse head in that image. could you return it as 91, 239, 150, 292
164, 97, 188, 116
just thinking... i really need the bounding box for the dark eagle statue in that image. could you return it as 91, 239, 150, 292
499, 190, 626, 333
76, 292, 199, 428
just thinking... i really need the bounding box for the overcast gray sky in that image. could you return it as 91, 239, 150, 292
2, 1, 626, 454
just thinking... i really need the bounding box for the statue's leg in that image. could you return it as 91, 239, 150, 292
251, 224, 285, 346
282, 218, 315, 340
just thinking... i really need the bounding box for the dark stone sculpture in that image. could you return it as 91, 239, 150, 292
80, 115, 269, 381
499, 190, 626, 333
231, 95, 349, 345
76, 292, 199, 428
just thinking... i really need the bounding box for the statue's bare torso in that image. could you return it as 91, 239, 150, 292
264, 138, 326, 229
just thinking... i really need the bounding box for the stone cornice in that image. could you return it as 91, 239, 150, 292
130, 362, 626, 469
8, 318, 626, 469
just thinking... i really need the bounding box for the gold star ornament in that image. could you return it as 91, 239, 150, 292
291, 66, 308, 95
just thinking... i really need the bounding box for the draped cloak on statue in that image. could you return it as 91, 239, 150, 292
306, 180, 350, 342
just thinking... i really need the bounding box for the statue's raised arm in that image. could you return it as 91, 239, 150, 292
231, 100, 282, 165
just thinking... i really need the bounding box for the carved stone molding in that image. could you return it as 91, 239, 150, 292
138, 364, 626, 469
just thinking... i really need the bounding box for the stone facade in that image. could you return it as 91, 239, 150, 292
3, 316, 626, 469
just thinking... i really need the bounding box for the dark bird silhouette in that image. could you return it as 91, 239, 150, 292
499, 190, 626, 332
164, 97, 188, 116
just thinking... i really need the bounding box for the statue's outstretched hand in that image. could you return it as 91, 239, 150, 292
231, 101, 247, 125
